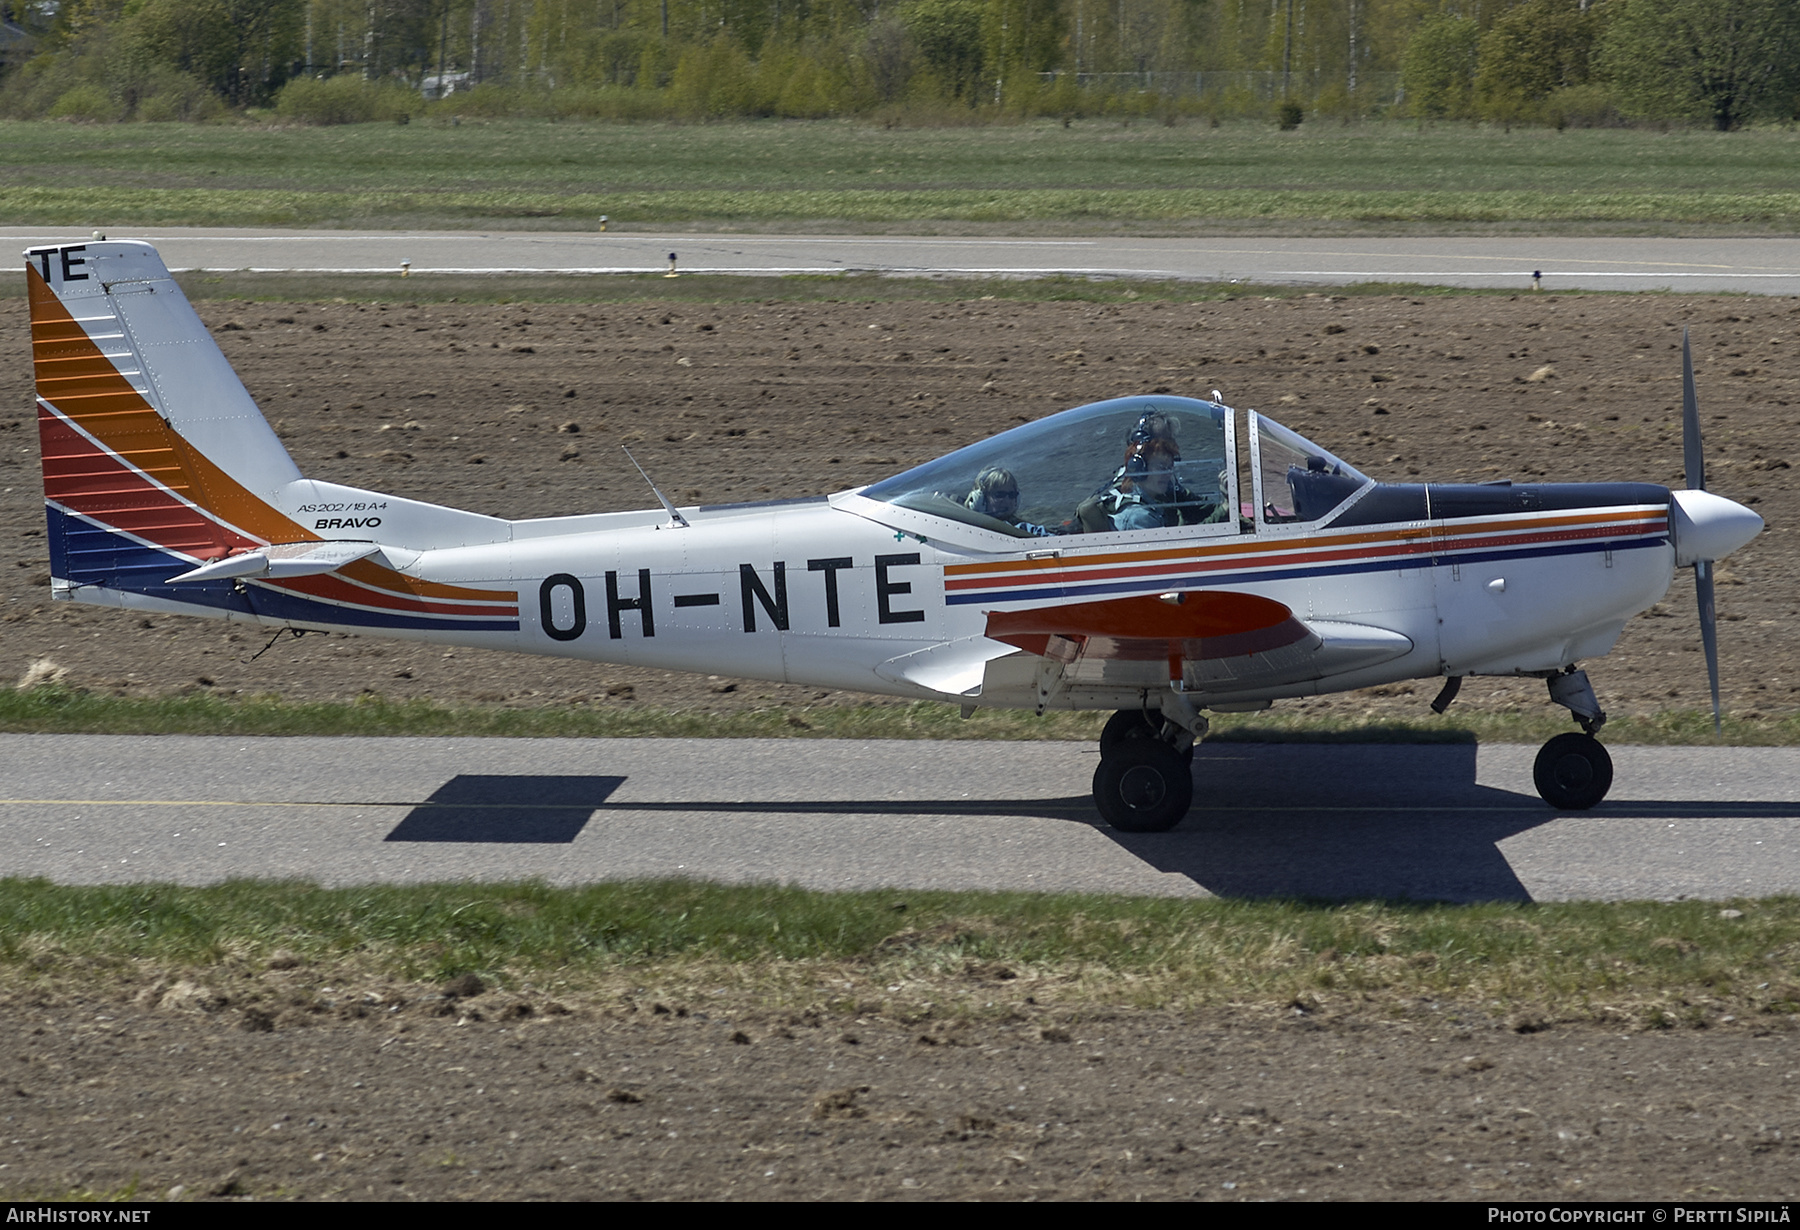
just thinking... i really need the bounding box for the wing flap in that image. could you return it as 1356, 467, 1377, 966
984, 591, 1412, 692
876, 636, 1020, 697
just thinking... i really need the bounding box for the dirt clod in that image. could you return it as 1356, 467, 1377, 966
442, 973, 485, 999
812, 1085, 871, 1120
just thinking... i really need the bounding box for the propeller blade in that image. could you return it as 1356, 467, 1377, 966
1696, 559, 1722, 736
1681, 329, 1722, 735
1682, 328, 1705, 491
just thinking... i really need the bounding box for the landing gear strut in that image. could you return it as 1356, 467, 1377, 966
1533, 668, 1613, 810
1092, 703, 1201, 832
1099, 707, 1196, 762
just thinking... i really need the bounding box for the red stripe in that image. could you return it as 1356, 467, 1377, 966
266, 572, 517, 618
947, 517, 1667, 593
39, 408, 256, 559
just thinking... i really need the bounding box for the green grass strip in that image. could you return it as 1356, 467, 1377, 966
12, 186, 1800, 228
4, 878, 1797, 1025
1, 685, 1795, 744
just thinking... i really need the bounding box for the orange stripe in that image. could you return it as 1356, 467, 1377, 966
338, 558, 517, 604
945, 514, 1668, 593
944, 507, 1666, 581
29, 264, 314, 547
267, 572, 517, 617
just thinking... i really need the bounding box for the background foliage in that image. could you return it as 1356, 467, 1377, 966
1, 0, 1796, 127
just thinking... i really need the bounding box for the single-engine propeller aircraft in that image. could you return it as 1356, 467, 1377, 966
27, 241, 1765, 830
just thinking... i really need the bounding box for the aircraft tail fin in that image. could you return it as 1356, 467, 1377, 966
29, 240, 309, 595
28, 240, 522, 635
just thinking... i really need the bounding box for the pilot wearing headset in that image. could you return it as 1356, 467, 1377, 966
1096, 413, 1228, 531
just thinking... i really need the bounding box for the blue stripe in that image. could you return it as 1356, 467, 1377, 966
946, 533, 1668, 606
46, 506, 520, 634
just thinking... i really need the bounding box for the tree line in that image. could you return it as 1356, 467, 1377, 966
2, 0, 1796, 129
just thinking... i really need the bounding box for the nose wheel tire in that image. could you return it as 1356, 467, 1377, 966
1093, 739, 1194, 832
1100, 708, 1196, 763
1533, 732, 1614, 810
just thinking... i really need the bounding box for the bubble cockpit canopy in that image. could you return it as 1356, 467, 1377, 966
858, 395, 1367, 538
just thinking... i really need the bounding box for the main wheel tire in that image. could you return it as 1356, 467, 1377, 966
1093, 739, 1194, 833
1533, 732, 1614, 810
1099, 708, 1196, 763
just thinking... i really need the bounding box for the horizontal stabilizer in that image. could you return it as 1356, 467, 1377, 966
165, 541, 380, 585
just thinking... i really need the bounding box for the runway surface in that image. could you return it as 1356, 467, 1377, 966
10, 228, 1800, 294
4, 735, 1796, 901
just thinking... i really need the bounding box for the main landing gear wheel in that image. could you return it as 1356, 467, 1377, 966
1093, 739, 1194, 833
1533, 732, 1614, 810
1100, 708, 1196, 763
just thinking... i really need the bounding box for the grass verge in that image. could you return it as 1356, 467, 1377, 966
8, 120, 1800, 232
14, 186, 1800, 230
165, 270, 1539, 307
1, 684, 1795, 744
4, 878, 1796, 1028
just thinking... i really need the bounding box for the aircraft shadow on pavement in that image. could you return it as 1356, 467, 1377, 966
385, 775, 626, 843
380, 749, 1800, 902
1123, 743, 1550, 901
1108, 743, 1800, 902
547, 744, 1554, 901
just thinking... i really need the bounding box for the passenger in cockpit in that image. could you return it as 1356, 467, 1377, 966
966, 466, 1058, 537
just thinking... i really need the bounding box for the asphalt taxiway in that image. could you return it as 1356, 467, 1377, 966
4, 735, 1796, 901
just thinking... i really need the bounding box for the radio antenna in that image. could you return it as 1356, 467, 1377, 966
621, 446, 689, 528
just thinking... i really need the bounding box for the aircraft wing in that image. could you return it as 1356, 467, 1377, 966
984, 591, 1413, 693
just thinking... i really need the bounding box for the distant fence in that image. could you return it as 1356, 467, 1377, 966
1038, 70, 1402, 104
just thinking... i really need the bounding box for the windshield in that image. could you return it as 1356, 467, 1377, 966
861, 396, 1236, 538
1252, 412, 1370, 525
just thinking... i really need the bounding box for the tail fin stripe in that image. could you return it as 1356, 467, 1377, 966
40, 404, 258, 553
30, 263, 315, 547
48, 498, 228, 559
46, 403, 518, 608
39, 393, 304, 546
239, 583, 519, 633
35, 389, 158, 414
49, 504, 232, 584
31, 245, 522, 616
43, 429, 198, 489
265, 573, 518, 618
32, 354, 142, 380
278, 565, 519, 609
45, 461, 193, 495
336, 558, 518, 604
43, 435, 193, 482
48, 510, 515, 633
